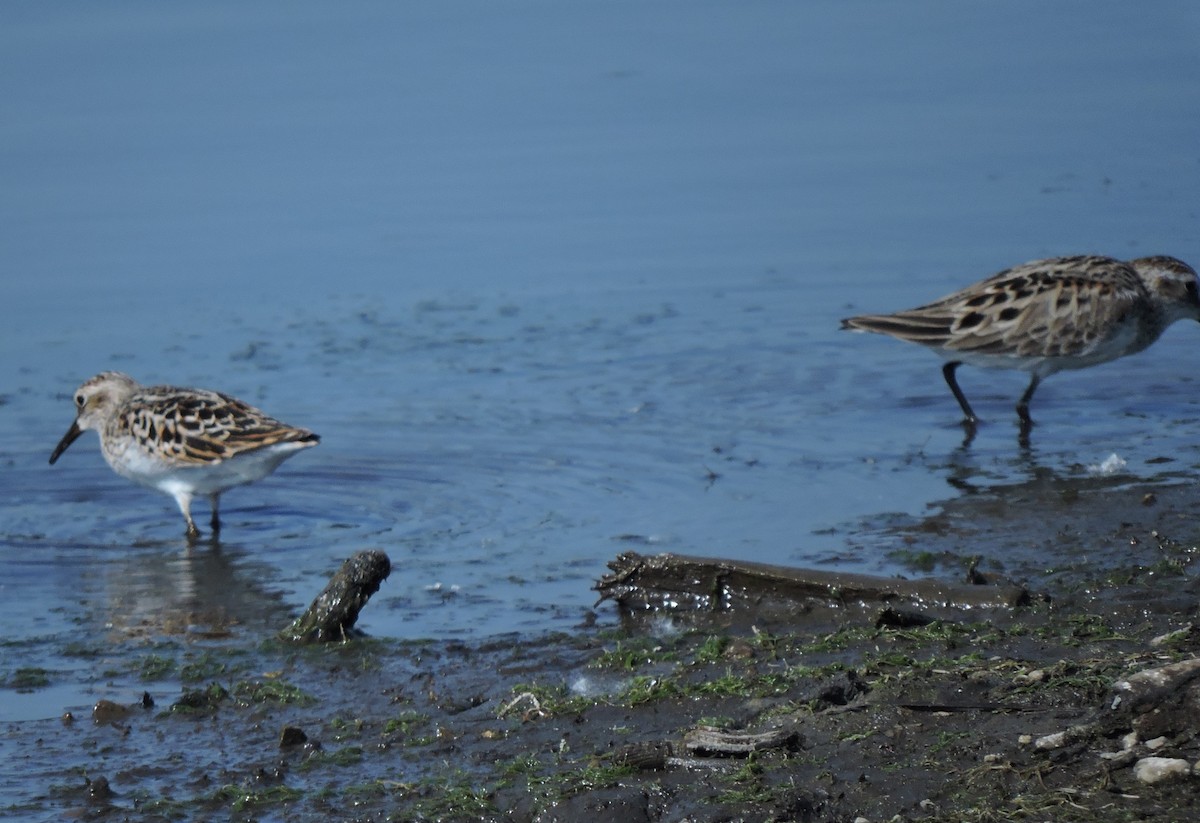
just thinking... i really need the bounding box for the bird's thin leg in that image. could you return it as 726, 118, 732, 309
1016, 375, 1040, 425
959, 424, 977, 449
174, 491, 201, 540
1016, 374, 1040, 447
209, 494, 221, 534
941, 362, 977, 423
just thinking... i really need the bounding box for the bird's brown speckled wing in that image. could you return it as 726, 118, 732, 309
843, 256, 1150, 359
115, 387, 319, 465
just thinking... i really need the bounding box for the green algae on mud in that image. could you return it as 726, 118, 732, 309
7, 481, 1200, 821
10, 591, 1200, 821
6, 667, 51, 691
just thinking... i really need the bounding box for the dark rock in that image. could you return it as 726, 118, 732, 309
279, 725, 308, 747
87, 775, 114, 802
92, 699, 131, 725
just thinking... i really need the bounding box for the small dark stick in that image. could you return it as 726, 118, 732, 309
281, 550, 391, 642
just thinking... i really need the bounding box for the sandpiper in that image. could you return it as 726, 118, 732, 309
841, 255, 1200, 426
50, 371, 319, 538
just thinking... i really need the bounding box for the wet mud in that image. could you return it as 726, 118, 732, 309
5, 477, 1200, 822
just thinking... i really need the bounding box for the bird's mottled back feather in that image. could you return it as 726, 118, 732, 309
842, 256, 1151, 362
114, 386, 319, 466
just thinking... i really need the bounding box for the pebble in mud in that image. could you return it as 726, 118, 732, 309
1133, 757, 1193, 784
87, 776, 115, 802
279, 726, 308, 747
92, 699, 132, 725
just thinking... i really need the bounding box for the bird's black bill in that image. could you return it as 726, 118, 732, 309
49, 421, 84, 465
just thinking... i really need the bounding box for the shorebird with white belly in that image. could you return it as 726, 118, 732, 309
50, 371, 319, 539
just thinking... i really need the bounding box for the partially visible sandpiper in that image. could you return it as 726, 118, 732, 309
49, 371, 319, 538
841, 255, 1200, 427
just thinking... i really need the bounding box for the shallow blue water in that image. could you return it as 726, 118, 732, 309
3, 0, 1200, 726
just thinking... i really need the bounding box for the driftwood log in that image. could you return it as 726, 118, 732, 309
281, 550, 391, 642
595, 551, 1029, 614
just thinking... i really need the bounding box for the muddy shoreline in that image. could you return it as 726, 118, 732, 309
8, 478, 1200, 822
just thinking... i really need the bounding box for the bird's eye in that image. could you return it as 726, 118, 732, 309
1188, 280, 1200, 303
74, 394, 85, 408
